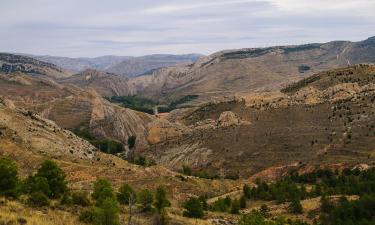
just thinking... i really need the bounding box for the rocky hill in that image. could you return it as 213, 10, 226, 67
30, 55, 132, 72
106, 54, 203, 77
138, 65, 375, 178
60, 69, 133, 97
0, 72, 152, 149
130, 37, 375, 102
0, 53, 69, 78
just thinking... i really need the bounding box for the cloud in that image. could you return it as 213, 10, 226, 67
0, 0, 373, 57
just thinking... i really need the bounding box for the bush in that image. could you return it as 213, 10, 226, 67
182, 165, 192, 176
231, 199, 240, 214
138, 189, 153, 212
72, 191, 91, 207
35, 160, 67, 198
182, 197, 204, 218
128, 136, 136, 149
0, 158, 20, 198
96, 198, 120, 225
289, 198, 303, 214
60, 192, 73, 205
27, 192, 49, 207
92, 178, 115, 205
117, 183, 136, 205
154, 186, 170, 213
240, 195, 247, 209
24, 176, 51, 197
243, 184, 251, 199
210, 197, 231, 212
79, 207, 98, 224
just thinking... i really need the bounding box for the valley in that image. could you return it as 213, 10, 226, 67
1, 36, 375, 225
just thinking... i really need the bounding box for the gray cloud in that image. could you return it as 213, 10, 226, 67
0, 0, 374, 57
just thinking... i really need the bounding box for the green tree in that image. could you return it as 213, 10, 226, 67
72, 191, 91, 207
154, 186, 171, 213
182, 197, 204, 218
96, 198, 120, 225
138, 189, 154, 212
35, 160, 67, 198
117, 183, 136, 205
0, 158, 20, 198
128, 136, 136, 149
24, 176, 51, 197
92, 178, 115, 205
320, 195, 333, 213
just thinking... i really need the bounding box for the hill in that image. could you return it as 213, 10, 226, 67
0, 53, 69, 78
60, 69, 133, 97
106, 54, 203, 77
130, 37, 375, 102
138, 65, 375, 178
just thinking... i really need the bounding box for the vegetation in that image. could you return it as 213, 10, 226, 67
239, 210, 308, 225
127, 135, 136, 149
116, 183, 136, 205
281, 75, 321, 93
0, 158, 20, 198
182, 197, 204, 218
109, 95, 199, 114
137, 189, 154, 212
72, 127, 123, 154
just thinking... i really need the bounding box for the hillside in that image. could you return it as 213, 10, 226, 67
130, 37, 375, 102
138, 65, 375, 178
0, 53, 70, 78
60, 69, 133, 97
0, 72, 153, 149
106, 54, 202, 77
30, 55, 132, 72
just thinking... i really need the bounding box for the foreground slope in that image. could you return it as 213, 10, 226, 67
139, 65, 375, 178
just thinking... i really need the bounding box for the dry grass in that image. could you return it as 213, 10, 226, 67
0, 198, 84, 225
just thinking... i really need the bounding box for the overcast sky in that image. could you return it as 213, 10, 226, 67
1, 0, 374, 57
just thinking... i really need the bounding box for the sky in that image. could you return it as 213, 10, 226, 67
0, 0, 374, 57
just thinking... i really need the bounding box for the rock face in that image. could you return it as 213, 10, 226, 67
218, 111, 241, 127
130, 37, 375, 102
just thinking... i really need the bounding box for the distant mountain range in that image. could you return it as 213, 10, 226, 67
28, 53, 203, 77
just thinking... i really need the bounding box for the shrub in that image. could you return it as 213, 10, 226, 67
24, 176, 51, 197
182, 197, 204, 218
154, 186, 170, 213
27, 192, 49, 207
128, 136, 136, 149
240, 195, 247, 209
243, 184, 252, 199
96, 198, 120, 225
72, 191, 91, 207
182, 165, 192, 176
210, 197, 231, 212
260, 204, 270, 217
231, 199, 240, 214
289, 198, 303, 214
0, 158, 20, 198
35, 160, 67, 198
92, 178, 114, 204
60, 192, 73, 205
79, 207, 98, 224
117, 183, 136, 205
138, 189, 153, 212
